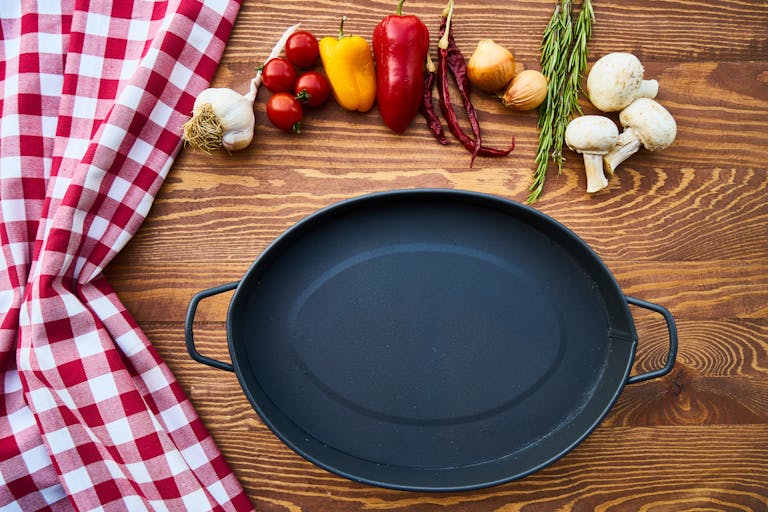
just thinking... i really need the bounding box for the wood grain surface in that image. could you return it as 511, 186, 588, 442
105, 0, 768, 510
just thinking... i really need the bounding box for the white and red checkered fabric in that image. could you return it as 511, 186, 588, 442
0, 1, 254, 510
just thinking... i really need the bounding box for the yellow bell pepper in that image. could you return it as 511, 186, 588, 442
319, 16, 376, 113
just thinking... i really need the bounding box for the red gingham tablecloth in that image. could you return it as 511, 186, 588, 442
0, 1, 254, 510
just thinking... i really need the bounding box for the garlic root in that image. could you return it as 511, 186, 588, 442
183, 103, 224, 154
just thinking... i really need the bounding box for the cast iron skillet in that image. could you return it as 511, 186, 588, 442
185, 189, 677, 492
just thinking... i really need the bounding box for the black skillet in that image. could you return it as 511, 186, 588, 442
185, 189, 677, 491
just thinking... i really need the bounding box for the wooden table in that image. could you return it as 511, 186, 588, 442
105, 0, 768, 509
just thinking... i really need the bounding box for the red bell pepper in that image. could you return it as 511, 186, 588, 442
373, 0, 430, 133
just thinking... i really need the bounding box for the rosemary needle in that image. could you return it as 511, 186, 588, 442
529, 0, 594, 204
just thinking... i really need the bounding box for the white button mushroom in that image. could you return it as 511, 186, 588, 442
586, 52, 659, 112
565, 115, 619, 193
603, 98, 677, 175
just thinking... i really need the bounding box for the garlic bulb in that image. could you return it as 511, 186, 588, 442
467, 39, 516, 93
501, 69, 548, 111
182, 23, 301, 153
185, 88, 255, 152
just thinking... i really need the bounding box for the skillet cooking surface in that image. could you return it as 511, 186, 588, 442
228, 190, 637, 491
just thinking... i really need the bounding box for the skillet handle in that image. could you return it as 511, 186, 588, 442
185, 282, 239, 372
625, 296, 678, 384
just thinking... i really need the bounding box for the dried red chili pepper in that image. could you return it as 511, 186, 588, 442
435, 1, 514, 165
373, 0, 430, 133
439, 8, 482, 164
420, 53, 450, 145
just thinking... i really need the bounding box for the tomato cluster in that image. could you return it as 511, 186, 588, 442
261, 31, 331, 133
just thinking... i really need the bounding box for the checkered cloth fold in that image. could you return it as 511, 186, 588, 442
1, 1, 254, 510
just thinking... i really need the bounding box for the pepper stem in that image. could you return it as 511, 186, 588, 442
425, 52, 436, 73
438, 0, 454, 50
338, 15, 347, 39
397, 0, 406, 15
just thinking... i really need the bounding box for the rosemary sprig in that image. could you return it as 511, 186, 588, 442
569, 0, 594, 111
528, 0, 594, 204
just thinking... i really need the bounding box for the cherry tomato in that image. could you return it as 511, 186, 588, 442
294, 71, 331, 108
261, 57, 296, 93
266, 92, 303, 133
285, 31, 320, 69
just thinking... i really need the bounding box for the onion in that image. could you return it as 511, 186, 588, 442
467, 39, 516, 93
502, 69, 548, 111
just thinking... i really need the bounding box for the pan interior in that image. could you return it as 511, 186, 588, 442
229, 191, 634, 488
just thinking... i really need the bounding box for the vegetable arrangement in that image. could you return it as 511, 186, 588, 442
183, 1, 677, 203
563, 51, 677, 193
429, 0, 515, 166
183, 23, 301, 152
262, 30, 331, 133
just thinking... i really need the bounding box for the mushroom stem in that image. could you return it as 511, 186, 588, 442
583, 154, 609, 193
603, 128, 642, 175
603, 98, 677, 174
638, 79, 659, 101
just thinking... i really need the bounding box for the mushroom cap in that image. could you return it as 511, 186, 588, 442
619, 98, 677, 151
587, 53, 649, 112
565, 115, 619, 155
